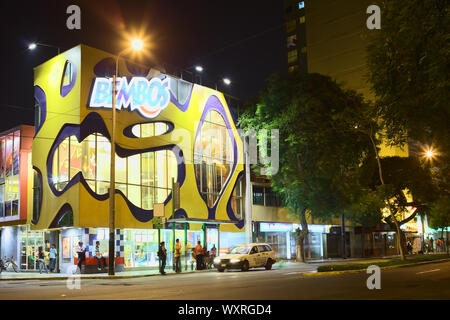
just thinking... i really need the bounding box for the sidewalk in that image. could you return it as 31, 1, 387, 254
0, 267, 214, 281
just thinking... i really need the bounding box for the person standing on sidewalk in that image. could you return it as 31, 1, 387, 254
194, 241, 204, 270
49, 244, 57, 272
76, 242, 86, 274
174, 239, 182, 273
95, 241, 107, 270
158, 241, 167, 275
37, 247, 49, 274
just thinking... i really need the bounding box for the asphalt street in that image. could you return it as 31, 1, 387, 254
0, 261, 449, 300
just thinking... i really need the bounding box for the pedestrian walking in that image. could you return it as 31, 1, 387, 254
76, 241, 86, 274
174, 239, 182, 273
49, 244, 57, 272
37, 246, 49, 274
95, 241, 107, 270
209, 244, 217, 269
406, 240, 412, 255
158, 241, 167, 275
429, 237, 434, 253
194, 241, 204, 270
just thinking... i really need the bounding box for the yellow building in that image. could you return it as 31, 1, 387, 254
31, 44, 246, 272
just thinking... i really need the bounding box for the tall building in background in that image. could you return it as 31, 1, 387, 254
283, 0, 408, 158
283, 0, 307, 73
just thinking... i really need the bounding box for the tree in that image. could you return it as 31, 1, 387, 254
362, 156, 438, 258
239, 72, 377, 262
366, 0, 450, 151
429, 196, 450, 253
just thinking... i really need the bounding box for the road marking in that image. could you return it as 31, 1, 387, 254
416, 269, 440, 274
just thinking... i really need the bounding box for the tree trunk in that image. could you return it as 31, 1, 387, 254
369, 130, 405, 260
391, 212, 406, 260
295, 208, 309, 262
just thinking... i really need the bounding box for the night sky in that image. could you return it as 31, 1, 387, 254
0, 0, 286, 132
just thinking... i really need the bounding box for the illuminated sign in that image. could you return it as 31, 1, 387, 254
89, 76, 170, 118
259, 223, 330, 233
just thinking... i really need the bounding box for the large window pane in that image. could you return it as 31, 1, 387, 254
155, 188, 167, 204
96, 135, 110, 182
142, 186, 154, 210
128, 154, 140, 185
142, 152, 154, 187
70, 136, 81, 180
58, 138, 69, 189
155, 150, 167, 189
81, 134, 96, 180
115, 155, 127, 183
128, 185, 141, 207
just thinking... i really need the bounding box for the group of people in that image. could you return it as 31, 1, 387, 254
423, 236, 447, 253
36, 244, 58, 274
406, 236, 448, 255
157, 239, 217, 275
75, 241, 107, 274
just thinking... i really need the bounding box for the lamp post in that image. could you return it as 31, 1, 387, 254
108, 38, 143, 276
28, 42, 61, 55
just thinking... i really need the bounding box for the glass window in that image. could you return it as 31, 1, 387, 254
288, 49, 298, 64
96, 135, 110, 183
128, 154, 140, 185
194, 110, 233, 208
115, 155, 127, 184
299, 16, 305, 24
62, 61, 73, 86
69, 136, 82, 180
81, 134, 96, 181
298, 1, 305, 10
285, 19, 296, 34
253, 186, 264, 205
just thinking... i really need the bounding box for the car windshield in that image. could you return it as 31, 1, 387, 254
230, 246, 250, 254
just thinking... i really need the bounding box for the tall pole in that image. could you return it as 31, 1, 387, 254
244, 136, 252, 244
108, 56, 118, 276
341, 214, 346, 259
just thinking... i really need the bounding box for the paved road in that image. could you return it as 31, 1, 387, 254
0, 261, 449, 300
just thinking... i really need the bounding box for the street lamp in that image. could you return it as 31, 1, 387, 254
108, 38, 144, 275
195, 65, 203, 72
28, 42, 61, 55
223, 78, 231, 86
423, 146, 437, 161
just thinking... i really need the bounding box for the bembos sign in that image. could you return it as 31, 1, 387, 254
88, 76, 170, 118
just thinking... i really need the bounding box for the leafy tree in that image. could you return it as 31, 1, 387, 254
429, 196, 450, 253
363, 156, 438, 257
366, 0, 450, 151
239, 72, 380, 261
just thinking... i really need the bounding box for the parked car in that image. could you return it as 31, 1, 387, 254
213, 243, 276, 272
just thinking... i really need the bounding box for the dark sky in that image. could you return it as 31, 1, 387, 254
0, 0, 286, 132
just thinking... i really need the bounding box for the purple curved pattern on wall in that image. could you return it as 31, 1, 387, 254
169, 84, 193, 112
34, 86, 47, 137
45, 112, 186, 223
49, 203, 73, 228
125, 60, 152, 76
226, 170, 245, 229
193, 95, 239, 220
123, 120, 175, 138
31, 166, 43, 225
93, 57, 115, 77
60, 60, 77, 97
164, 208, 189, 229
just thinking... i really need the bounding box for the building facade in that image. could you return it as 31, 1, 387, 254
27, 44, 247, 272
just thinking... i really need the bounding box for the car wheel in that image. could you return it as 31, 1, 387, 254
217, 268, 225, 272
241, 260, 249, 272
265, 259, 273, 270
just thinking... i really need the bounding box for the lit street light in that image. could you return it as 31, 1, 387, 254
195, 65, 203, 72
108, 38, 144, 275
223, 78, 231, 85
28, 42, 60, 54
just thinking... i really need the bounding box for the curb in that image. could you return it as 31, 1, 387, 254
0, 268, 215, 282
303, 258, 450, 277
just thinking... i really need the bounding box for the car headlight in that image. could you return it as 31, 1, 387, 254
214, 257, 221, 264
230, 258, 241, 263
